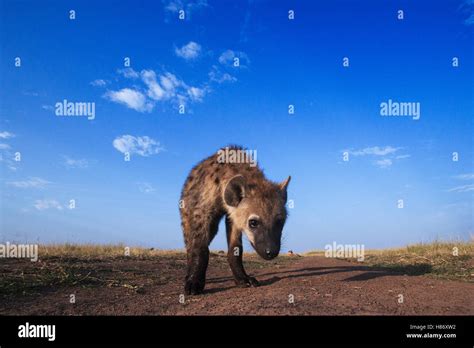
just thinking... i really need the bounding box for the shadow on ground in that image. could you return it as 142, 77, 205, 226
205, 263, 432, 294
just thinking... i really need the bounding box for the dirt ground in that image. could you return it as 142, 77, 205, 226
0, 253, 473, 315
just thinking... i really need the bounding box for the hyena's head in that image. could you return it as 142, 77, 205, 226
223, 175, 291, 260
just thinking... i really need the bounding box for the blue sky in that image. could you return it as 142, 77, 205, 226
0, 0, 473, 252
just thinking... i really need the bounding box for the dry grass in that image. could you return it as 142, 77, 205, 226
1, 245, 169, 297
0, 244, 297, 298
0, 244, 185, 298
307, 241, 474, 282
38, 243, 184, 259
37, 244, 294, 262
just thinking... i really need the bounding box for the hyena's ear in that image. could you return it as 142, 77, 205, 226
224, 175, 246, 207
279, 176, 291, 201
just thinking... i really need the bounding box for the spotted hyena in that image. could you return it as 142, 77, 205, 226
180, 145, 291, 295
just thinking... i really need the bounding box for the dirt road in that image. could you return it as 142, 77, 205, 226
1, 253, 472, 315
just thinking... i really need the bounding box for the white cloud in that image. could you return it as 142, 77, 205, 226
141, 70, 167, 101
218, 50, 249, 67
209, 65, 237, 84
374, 158, 392, 169
104, 68, 207, 112
0, 136, 17, 171
0, 152, 16, 171
342, 146, 410, 168
163, 0, 208, 20
454, 173, 474, 180
141, 70, 184, 101
41, 105, 54, 111
395, 154, 411, 160
449, 173, 474, 192
187, 86, 205, 101
118, 68, 140, 79
0, 131, 14, 139
113, 135, 164, 157
23, 91, 39, 97
460, 0, 474, 25
175, 41, 201, 60
7, 177, 50, 189
160, 73, 181, 91
349, 146, 401, 156
90, 79, 107, 87
34, 199, 63, 211
63, 156, 89, 169
447, 184, 474, 193
0, 157, 16, 171
141, 70, 206, 104
137, 182, 156, 194
104, 88, 153, 112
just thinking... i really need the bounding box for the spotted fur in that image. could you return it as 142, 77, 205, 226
180, 145, 291, 295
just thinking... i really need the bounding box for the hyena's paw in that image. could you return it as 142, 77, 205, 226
235, 276, 260, 288
184, 277, 205, 295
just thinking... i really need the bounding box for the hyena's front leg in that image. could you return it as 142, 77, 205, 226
184, 236, 209, 295
226, 217, 259, 287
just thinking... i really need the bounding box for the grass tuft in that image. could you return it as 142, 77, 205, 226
306, 241, 474, 282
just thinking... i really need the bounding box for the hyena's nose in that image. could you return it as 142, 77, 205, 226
265, 249, 277, 259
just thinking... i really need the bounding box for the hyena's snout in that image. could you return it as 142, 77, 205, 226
254, 234, 281, 260
263, 248, 279, 260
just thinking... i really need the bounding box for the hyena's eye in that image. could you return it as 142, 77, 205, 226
248, 219, 259, 229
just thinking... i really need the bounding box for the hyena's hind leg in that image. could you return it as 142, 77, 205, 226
184, 234, 209, 295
